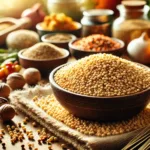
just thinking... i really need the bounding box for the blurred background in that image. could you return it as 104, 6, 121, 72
0, 0, 122, 19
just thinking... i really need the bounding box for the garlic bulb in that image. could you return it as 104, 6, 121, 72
127, 32, 150, 64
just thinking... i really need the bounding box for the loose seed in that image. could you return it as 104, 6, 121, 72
1, 129, 5, 135
32, 122, 37, 127
38, 139, 42, 145
61, 143, 67, 149
33, 94, 150, 137
18, 123, 21, 128
48, 145, 52, 150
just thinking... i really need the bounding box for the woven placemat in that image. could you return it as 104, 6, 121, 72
9, 85, 150, 150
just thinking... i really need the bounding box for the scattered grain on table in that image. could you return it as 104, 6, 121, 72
33, 95, 150, 137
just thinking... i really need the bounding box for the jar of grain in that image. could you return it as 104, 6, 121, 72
112, 1, 150, 46
81, 9, 114, 37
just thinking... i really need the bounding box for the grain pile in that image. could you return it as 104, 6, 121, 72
23, 43, 64, 60
33, 95, 150, 137
46, 33, 73, 42
54, 53, 150, 97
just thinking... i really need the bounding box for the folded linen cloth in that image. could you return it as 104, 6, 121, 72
9, 85, 150, 150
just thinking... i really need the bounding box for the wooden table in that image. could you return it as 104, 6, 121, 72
0, 110, 75, 150
0, 57, 77, 150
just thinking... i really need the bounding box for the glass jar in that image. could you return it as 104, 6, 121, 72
112, 1, 150, 45
81, 9, 114, 37
47, 0, 82, 21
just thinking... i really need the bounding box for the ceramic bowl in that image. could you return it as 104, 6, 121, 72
36, 22, 82, 38
69, 38, 125, 59
18, 48, 69, 76
50, 64, 150, 121
41, 33, 77, 50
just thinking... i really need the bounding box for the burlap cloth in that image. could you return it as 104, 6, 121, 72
9, 85, 145, 150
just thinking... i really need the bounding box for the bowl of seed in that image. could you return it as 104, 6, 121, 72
69, 34, 125, 59
41, 33, 77, 50
18, 42, 69, 76
50, 53, 150, 121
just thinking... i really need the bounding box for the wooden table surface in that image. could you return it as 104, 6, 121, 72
0, 110, 75, 150
0, 57, 77, 150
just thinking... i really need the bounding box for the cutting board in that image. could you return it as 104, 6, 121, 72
0, 17, 32, 46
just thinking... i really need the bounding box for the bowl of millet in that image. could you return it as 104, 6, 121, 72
41, 33, 77, 50
18, 42, 69, 76
69, 34, 125, 59
50, 53, 150, 121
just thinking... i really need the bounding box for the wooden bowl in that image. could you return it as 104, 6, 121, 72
36, 22, 82, 38
18, 49, 69, 76
41, 33, 77, 50
69, 38, 125, 59
0, 17, 32, 46
50, 64, 150, 121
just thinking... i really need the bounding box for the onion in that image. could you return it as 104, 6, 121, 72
127, 32, 150, 64
21, 3, 46, 28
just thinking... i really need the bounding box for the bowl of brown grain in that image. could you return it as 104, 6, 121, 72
41, 33, 77, 50
18, 42, 69, 76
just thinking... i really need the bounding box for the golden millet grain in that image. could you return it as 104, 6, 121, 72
18, 123, 21, 128
32, 122, 37, 127
61, 143, 67, 149
28, 143, 34, 148
34, 95, 150, 137
54, 54, 150, 97
1, 129, 5, 135
38, 139, 42, 145
11, 126, 15, 130
48, 145, 52, 150
25, 117, 29, 122
23, 120, 27, 125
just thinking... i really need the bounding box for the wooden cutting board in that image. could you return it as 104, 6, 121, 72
0, 17, 32, 46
